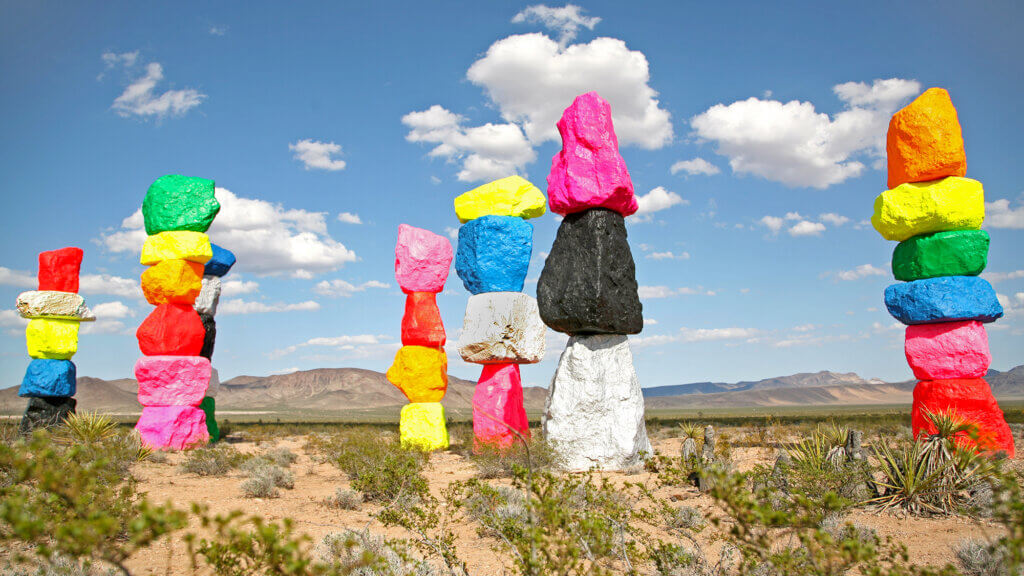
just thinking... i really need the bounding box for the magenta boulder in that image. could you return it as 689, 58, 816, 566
395, 224, 453, 293
472, 363, 529, 449
135, 406, 209, 450
905, 321, 991, 380
135, 356, 211, 406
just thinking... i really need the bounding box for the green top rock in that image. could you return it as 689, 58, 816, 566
143, 175, 220, 235
892, 230, 989, 281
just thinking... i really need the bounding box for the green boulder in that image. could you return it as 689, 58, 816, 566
892, 230, 989, 281
199, 396, 219, 442
143, 175, 220, 235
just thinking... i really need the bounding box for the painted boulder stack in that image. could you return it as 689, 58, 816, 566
16, 247, 95, 433
135, 175, 219, 450
193, 243, 235, 441
454, 176, 547, 449
872, 88, 1013, 456
538, 92, 651, 470
387, 224, 453, 451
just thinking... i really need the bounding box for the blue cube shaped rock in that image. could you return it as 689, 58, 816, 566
204, 244, 236, 277
19, 359, 76, 397
884, 276, 1003, 325
456, 216, 532, 294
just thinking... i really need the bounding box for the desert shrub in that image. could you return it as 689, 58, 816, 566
179, 443, 249, 476
668, 506, 705, 531
955, 539, 1013, 576
262, 446, 299, 467
466, 434, 563, 479
0, 554, 121, 575
316, 529, 438, 576
54, 412, 118, 446
240, 461, 294, 498
331, 429, 427, 504
325, 488, 363, 511
146, 451, 168, 464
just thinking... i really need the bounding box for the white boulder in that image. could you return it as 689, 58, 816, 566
458, 292, 545, 364
17, 291, 95, 321
194, 276, 221, 316
206, 367, 220, 398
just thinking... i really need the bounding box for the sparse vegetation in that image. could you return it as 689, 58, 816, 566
324, 488, 363, 511
179, 443, 249, 476
325, 428, 428, 504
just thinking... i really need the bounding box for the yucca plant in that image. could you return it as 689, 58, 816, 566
788, 433, 831, 472
815, 422, 849, 449
56, 411, 118, 445
868, 439, 952, 515
679, 422, 702, 442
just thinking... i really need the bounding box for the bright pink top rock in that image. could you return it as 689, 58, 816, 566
546, 92, 637, 217
472, 363, 529, 449
135, 356, 211, 406
395, 224, 453, 293
905, 321, 990, 380
135, 405, 209, 450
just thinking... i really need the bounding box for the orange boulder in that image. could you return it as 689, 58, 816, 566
887, 88, 966, 188
386, 345, 448, 403
141, 260, 204, 305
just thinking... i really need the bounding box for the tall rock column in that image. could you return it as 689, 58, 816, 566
134, 175, 220, 450
538, 92, 651, 471
388, 224, 453, 451
453, 175, 548, 448
194, 243, 235, 442
17, 247, 95, 433
872, 88, 1013, 456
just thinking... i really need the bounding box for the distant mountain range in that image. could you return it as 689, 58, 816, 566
2, 365, 1021, 417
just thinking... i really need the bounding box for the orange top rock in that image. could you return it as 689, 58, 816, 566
385, 345, 448, 403
886, 88, 966, 189
141, 260, 204, 305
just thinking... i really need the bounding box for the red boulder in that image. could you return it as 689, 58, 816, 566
136, 303, 205, 356
911, 378, 1015, 457
38, 247, 84, 293
401, 292, 446, 347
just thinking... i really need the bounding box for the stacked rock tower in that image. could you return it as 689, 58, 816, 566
538, 92, 651, 470
134, 175, 221, 450
17, 247, 94, 433
872, 88, 1014, 456
387, 224, 453, 451
194, 243, 236, 442
453, 176, 548, 448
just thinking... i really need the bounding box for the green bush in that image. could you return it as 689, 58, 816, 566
179, 443, 249, 476
324, 489, 363, 511
330, 429, 428, 504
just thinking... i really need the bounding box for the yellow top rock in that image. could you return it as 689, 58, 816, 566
454, 175, 547, 223
399, 402, 449, 451
140, 231, 213, 266
871, 177, 984, 242
26, 318, 79, 359
386, 346, 448, 402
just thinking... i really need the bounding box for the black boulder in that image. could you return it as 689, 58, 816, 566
20, 396, 76, 434
200, 312, 216, 360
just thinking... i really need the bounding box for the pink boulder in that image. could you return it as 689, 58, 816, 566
135, 356, 211, 406
912, 378, 1014, 457
905, 321, 990, 380
547, 92, 637, 217
472, 363, 530, 449
395, 224, 452, 293
135, 406, 209, 451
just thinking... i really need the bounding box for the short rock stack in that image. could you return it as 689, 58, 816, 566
387, 224, 453, 451
453, 175, 548, 449
16, 247, 94, 433
872, 88, 1014, 456
538, 92, 651, 471
194, 243, 235, 442
134, 175, 220, 450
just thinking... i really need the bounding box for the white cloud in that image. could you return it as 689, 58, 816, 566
984, 270, 1024, 283
996, 292, 1024, 317
645, 251, 689, 261
101, 188, 357, 278
633, 187, 687, 221
289, 139, 347, 171
759, 216, 784, 234
985, 199, 1024, 229
221, 279, 259, 296
313, 279, 390, 298
79, 274, 142, 299
511, 4, 600, 45
830, 264, 886, 281
788, 221, 826, 236
101, 51, 139, 70
90, 301, 134, 319
670, 157, 720, 176
793, 323, 816, 332
209, 25, 227, 36
109, 60, 205, 119
337, 212, 362, 224
444, 226, 460, 240
218, 299, 320, 315
679, 327, 759, 343
0, 267, 36, 287
270, 333, 394, 359
643, 318, 658, 325
638, 285, 713, 299
784, 212, 803, 220
0, 310, 29, 328
691, 78, 920, 188
80, 301, 135, 334
818, 212, 850, 226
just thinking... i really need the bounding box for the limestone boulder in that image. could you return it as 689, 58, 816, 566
458, 293, 545, 364
401, 292, 446, 347
472, 363, 529, 449
386, 345, 448, 403
399, 402, 449, 451
19, 396, 75, 434
456, 215, 533, 294
141, 260, 204, 305
200, 396, 219, 442
26, 318, 79, 360
142, 175, 219, 235
454, 175, 546, 223
19, 359, 76, 397
912, 379, 1014, 457
17, 291, 95, 321
204, 244, 236, 277
140, 231, 213, 266
395, 224, 452, 293
38, 247, 83, 293
206, 368, 221, 397
194, 275, 222, 316
871, 177, 984, 242
887, 88, 965, 188
199, 312, 216, 360
892, 230, 988, 281
884, 276, 1002, 325
137, 304, 205, 356
135, 356, 211, 406
135, 406, 209, 450
905, 321, 990, 380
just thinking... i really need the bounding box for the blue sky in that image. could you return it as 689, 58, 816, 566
2, 1, 1022, 390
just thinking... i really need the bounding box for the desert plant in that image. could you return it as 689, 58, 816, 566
53, 412, 118, 446
331, 429, 428, 504
325, 488, 363, 511
180, 443, 248, 476
954, 538, 1014, 576
669, 506, 705, 531
240, 461, 294, 498
466, 435, 562, 479
262, 446, 299, 467
316, 529, 437, 575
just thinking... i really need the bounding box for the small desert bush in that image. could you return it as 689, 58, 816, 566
668, 505, 705, 531
331, 429, 428, 504
179, 443, 249, 476
467, 434, 563, 479
261, 446, 299, 467
316, 529, 438, 575
955, 538, 1014, 576
240, 461, 294, 498
325, 488, 363, 511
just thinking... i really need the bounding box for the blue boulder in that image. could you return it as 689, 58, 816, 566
204, 244, 236, 277
19, 359, 76, 397
456, 216, 533, 294
884, 276, 1003, 325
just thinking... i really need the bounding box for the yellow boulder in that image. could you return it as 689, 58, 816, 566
386, 345, 448, 402
141, 259, 205, 305
400, 402, 449, 451
454, 175, 547, 223
871, 177, 984, 242
26, 318, 79, 359
140, 231, 213, 266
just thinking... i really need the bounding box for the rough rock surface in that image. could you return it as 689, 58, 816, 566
542, 334, 650, 471
194, 276, 222, 316
472, 363, 529, 449
38, 247, 83, 293
140, 231, 213, 266
905, 321, 990, 380
871, 177, 984, 242
135, 356, 211, 406
887, 88, 966, 189
454, 175, 547, 223
892, 230, 989, 281
386, 345, 448, 403
199, 313, 216, 360
394, 224, 452, 293
399, 402, 449, 451
17, 291, 95, 321
137, 304, 205, 356
141, 260, 204, 305
912, 379, 1014, 457
456, 216, 533, 294
25, 318, 79, 360
135, 406, 209, 451
537, 208, 642, 334
884, 276, 1003, 325
142, 175, 219, 235
547, 92, 637, 217
19, 359, 76, 397
206, 368, 220, 397
401, 292, 446, 347
458, 293, 546, 364
199, 396, 219, 442
19, 396, 76, 434
204, 244, 236, 277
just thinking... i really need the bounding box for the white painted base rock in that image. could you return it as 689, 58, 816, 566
17, 291, 95, 321
207, 368, 220, 398
458, 292, 545, 364
194, 276, 221, 316
542, 334, 650, 471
